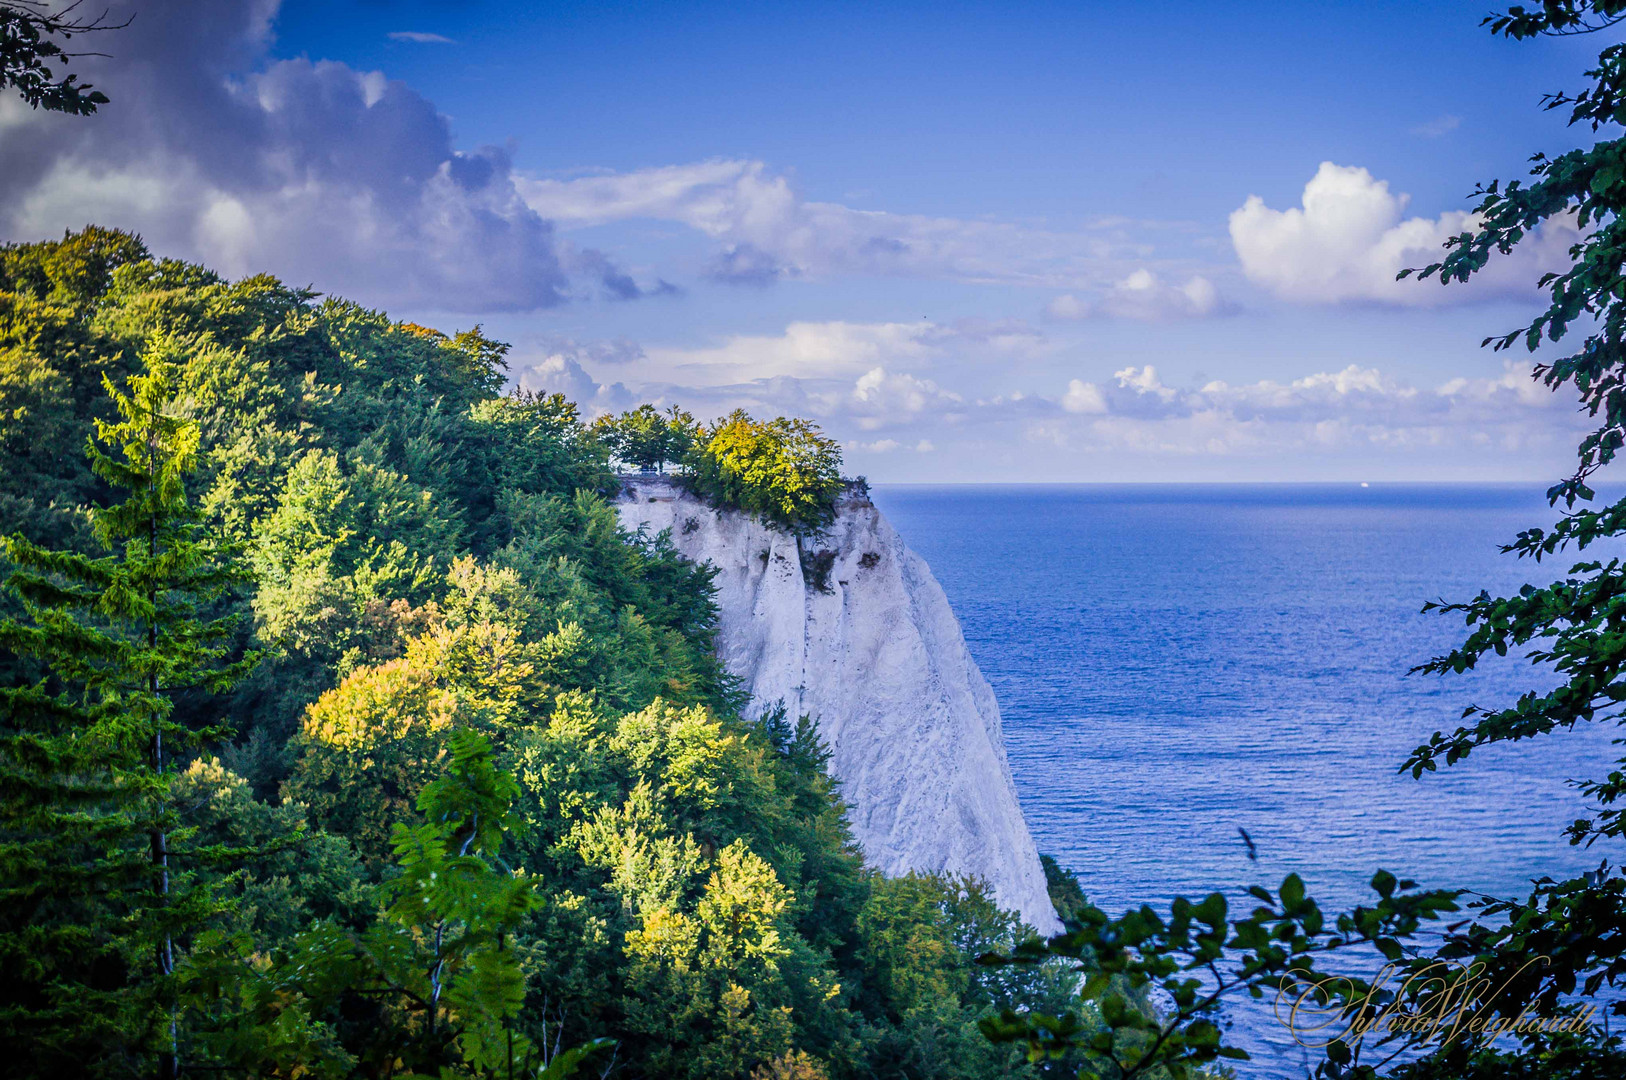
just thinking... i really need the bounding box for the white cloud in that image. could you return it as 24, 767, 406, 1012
929, 316, 1048, 353
514, 343, 635, 418
1228, 162, 1577, 305
632, 317, 1043, 389
847, 437, 939, 454
1046, 294, 1091, 320
501, 323, 1584, 476
641, 321, 942, 385
1047, 270, 1228, 321
1041, 362, 1576, 457
388, 31, 456, 44
1061, 379, 1107, 414
518, 159, 1179, 288
848, 367, 963, 430
527, 321, 995, 436
534, 336, 647, 367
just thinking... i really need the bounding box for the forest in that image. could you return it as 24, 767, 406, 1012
19, 2, 1626, 1079
0, 227, 1082, 1079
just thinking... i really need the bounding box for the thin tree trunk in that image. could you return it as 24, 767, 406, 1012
149, 432, 177, 1080
153, 712, 174, 1080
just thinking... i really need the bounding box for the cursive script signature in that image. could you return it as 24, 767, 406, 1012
1273, 956, 1600, 1050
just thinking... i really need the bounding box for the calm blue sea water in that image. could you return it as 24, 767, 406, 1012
870, 483, 1622, 1077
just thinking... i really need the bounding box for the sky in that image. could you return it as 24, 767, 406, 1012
1, 0, 1616, 482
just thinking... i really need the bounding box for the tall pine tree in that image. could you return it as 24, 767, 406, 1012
0, 334, 251, 1078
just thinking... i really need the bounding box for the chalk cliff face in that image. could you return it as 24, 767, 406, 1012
616, 476, 1061, 934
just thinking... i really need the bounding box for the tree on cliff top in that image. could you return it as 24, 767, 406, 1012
596, 403, 700, 474
683, 411, 845, 535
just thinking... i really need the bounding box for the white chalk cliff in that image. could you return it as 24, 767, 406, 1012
616, 476, 1061, 934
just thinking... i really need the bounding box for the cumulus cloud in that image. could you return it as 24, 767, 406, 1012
1047, 270, 1228, 321
1061, 379, 1107, 414
1044, 361, 1579, 457
847, 367, 963, 430
0, 0, 647, 313
513, 342, 635, 418
518, 159, 1176, 289
1228, 162, 1577, 305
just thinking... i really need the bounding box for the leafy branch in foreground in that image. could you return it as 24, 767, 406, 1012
1384, 2, 1626, 1054
274, 730, 614, 1078
977, 871, 1462, 1080
0, 1, 125, 113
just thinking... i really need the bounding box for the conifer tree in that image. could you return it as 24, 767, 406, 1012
0, 335, 251, 1078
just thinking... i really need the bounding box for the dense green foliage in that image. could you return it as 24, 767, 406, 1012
979, 5, 1626, 1078
593, 403, 848, 534
682, 410, 846, 535
0, 228, 1070, 1078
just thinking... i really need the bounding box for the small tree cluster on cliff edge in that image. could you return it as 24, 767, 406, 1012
595, 403, 700, 473
682, 410, 845, 535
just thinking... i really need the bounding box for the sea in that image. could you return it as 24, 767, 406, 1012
870, 483, 1622, 1078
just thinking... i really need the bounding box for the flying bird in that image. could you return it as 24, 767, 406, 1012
1238, 827, 1258, 862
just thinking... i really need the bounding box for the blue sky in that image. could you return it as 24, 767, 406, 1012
1, 0, 1614, 481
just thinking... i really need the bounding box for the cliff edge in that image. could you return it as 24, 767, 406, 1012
616, 476, 1061, 934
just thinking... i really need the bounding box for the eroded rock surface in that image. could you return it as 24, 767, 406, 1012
616, 476, 1060, 933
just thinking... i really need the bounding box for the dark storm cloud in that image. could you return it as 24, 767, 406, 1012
0, 0, 571, 313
